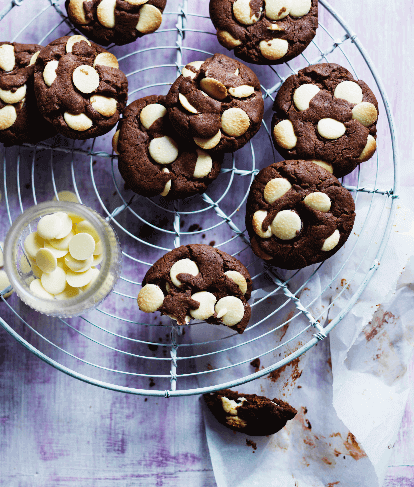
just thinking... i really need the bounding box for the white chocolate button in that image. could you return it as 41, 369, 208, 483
92, 253, 103, 266
64, 112, 93, 132
20, 254, 38, 275
322, 229, 340, 251
293, 84, 320, 111
75, 220, 100, 242
265, 0, 291, 20
273, 120, 297, 149
68, 0, 90, 25
264, 178, 291, 204
221, 396, 246, 415
54, 285, 82, 300
44, 242, 68, 259
334, 81, 363, 104
317, 118, 346, 140
259, 39, 289, 60
66, 35, 91, 53
93, 52, 119, 69
93, 239, 103, 256
217, 30, 242, 49
221, 108, 250, 137
35, 248, 57, 274
358, 135, 376, 161
137, 284, 164, 313
31, 262, 43, 279
200, 77, 228, 101
0, 85, 26, 104
252, 210, 272, 239
193, 149, 212, 178
160, 168, 171, 197
215, 296, 245, 326
43, 60, 59, 87
190, 291, 216, 320
140, 103, 167, 129
267, 23, 284, 31
53, 191, 80, 203
136, 4, 162, 34
182, 61, 204, 79
49, 230, 74, 251
73, 65, 100, 94
228, 85, 255, 98
311, 160, 334, 173
352, 102, 378, 127
303, 192, 331, 212
149, 136, 179, 164
37, 213, 64, 240
65, 253, 93, 272
90, 95, 117, 117
24, 231, 44, 259
125, 0, 148, 4
81, 267, 100, 292
0, 44, 15, 72
69, 233, 95, 260
170, 259, 199, 287
97, 0, 116, 28
194, 130, 221, 150
30, 278, 54, 300
224, 271, 247, 294
41, 266, 67, 295
271, 210, 302, 240
179, 93, 198, 113
112, 129, 120, 154
54, 212, 73, 239
29, 51, 40, 66
0, 270, 12, 297
0, 105, 17, 130
289, 0, 312, 17
233, 0, 260, 25
66, 267, 95, 288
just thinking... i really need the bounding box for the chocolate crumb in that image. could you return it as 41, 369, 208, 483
250, 358, 261, 371
246, 439, 257, 450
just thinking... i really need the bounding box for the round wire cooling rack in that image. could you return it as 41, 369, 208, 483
0, 0, 399, 397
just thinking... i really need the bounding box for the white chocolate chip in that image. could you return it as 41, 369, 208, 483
352, 102, 378, 127
193, 149, 212, 178
221, 396, 246, 415
94, 240, 103, 256
31, 263, 43, 279
44, 242, 68, 259
125, 0, 148, 4
0, 85, 26, 104
271, 210, 301, 240
69, 232, 95, 260
317, 118, 346, 140
0, 105, 16, 130
322, 229, 340, 251
221, 107, 250, 137
29, 51, 40, 66
228, 85, 255, 98
160, 168, 171, 197
267, 23, 284, 30
200, 77, 228, 100
140, 103, 167, 129
334, 81, 363, 104
170, 259, 199, 287
93, 52, 119, 69
303, 192, 331, 212
73, 65, 100, 94
226, 416, 248, 428
179, 93, 198, 114
168, 314, 191, 324
224, 271, 247, 294
217, 30, 242, 49
293, 83, 320, 111
138, 283, 164, 313
30, 278, 54, 300
194, 130, 221, 150
252, 210, 272, 239
68, 0, 90, 24
54, 212, 73, 239
54, 285, 82, 300
49, 230, 74, 251
215, 296, 245, 326
136, 4, 162, 34
35, 248, 57, 274
0, 270, 12, 298
216, 307, 227, 319
41, 266, 67, 295
233, 0, 260, 25
289, 0, 312, 17
311, 160, 334, 173
273, 119, 297, 149
64, 112, 93, 131
24, 231, 44, 259
52, 191, 80, 204
43, 60, 59, 87
149, 136, 179, 164
259, 38, 289, 60
182, 61, 204, 78
264, 0, 291, 20
358, 134, 376, 161
66, 35, 91, 53
81, 267, 100, 292
112, 129, 120, 154
37, 213, 63, 240
90, 95, 117, 117
264, 178, 292, 204
190, 291, 217, 320
97, 0, 116, 28
75, 220, 100, 242
64, 253, 93, 272
66, 267, 96, 288
0, 44, 15, 72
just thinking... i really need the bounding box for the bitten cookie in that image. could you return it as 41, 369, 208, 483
65, 0, 166, 46
204, 389, 297, 436
33, 35, 128, 140
166, 54, 264, 153
114, 95, 223, 199
246, 160, 355, 269
0, 42, 55, 146
272, 63, 378, 177
137, 244, 252, 333
210, 0, 318, 65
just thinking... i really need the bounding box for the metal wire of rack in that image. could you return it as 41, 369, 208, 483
0, 0, 399, 397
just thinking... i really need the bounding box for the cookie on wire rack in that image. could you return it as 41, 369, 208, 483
209, 0, 318, 65
65, 0, 167, 46
137, 244, 252, 334
33, 35, 128, 140
246, 159, 356, 269
114, 95, 223, 199
271, 63, 378, 177
0, 42, 55, 146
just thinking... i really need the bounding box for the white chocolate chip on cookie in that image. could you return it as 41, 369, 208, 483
170, 259, 199, 287
221, 108, 250, 137
289, 0, 312, 17
0, 44, 15, 72
179, 93, 198, 114
190, 291, 217, 320
0, 85, 26, 104
125, 0, 148, 4
66, 35, 91, 53
68, 0, 90, 25
252, 210, 272, 239
215, 296, 245, 326
317, 118, 346, 140
93, 52, 119, 69
73, 65, 100, 94
271, 210, 302, 240
322, 229, 340, 251
182, 61, 204, 78
200, 77, 228, 100
43, 60, 59, 87
352, 102, 378, 127
233, 0, 260, 25
91, 95, 117, 117
0, 105, 16, 130
259, 39, 289, 60
217, 30, 242, 49
29, 51, 40, 66
136, 4, 162, 34
194, 130, 221, 150
358, 134, 376, 161
304, 192, 331, 212
273, 119, 297, 149
228, 85, 255, 98
221, 396, 246, 415
160, 168, 171, 197
334, 81, 363, 104
193, 149, 213, 178
264, 178, 292, 204
97, 0, 117, 28
264, 0, 291, 20
224, 271, 248, 294
311, 160, 334, 173
149, 136, 179, 164
293, 84, 320, 111
64, 112, 93, 131
138, 283, 164, 313
140, 103, 167, 129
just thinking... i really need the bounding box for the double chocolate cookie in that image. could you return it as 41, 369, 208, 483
137, 244, 252, 333
0, 42, 55, 146
204, 389, 297, 436
210, 0, 318, 65
272, 63, 378, 177
246, 160, 355, 269
66, 0, 166, 46
33, 35, 128, 140
166, 54, 264, 153
114, 95, 223, 199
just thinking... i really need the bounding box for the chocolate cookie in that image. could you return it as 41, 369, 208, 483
114, 95, 223, 199
65, 0, 166, 46
210, 0, 318, 65
137, 244, 252, 333
246, 160, 355, 269
272, 63, 378, 177
33, 35, 128, 140
0, 42, 55, 146
165, 54, 264, 153
204, 389, 297, 436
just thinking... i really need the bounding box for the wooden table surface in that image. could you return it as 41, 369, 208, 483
0, 0, 412, 485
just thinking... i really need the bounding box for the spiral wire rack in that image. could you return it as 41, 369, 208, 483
0, 0, 399, 396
